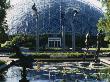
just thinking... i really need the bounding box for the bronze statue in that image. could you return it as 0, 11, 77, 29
85, 32, 90, 51
32, 3, 37, 11
32, 3, 38, 17
95, 31, 101, 63
84, 32, 90, 60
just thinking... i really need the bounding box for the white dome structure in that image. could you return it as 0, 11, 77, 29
6, 0, 103, 35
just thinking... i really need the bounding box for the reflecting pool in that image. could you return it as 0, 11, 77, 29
0, 62, 110, 82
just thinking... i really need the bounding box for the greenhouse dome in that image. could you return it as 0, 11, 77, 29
6, 0, 103, 35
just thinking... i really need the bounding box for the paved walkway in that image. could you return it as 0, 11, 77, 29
0, 47, 29, 62
100, 57, 110, 66
0, 57, 18, 63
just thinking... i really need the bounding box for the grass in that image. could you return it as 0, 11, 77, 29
10, 51, 95, 60
22, 52, 87, 57
82, 48, 110, 53
89, 48, 110, 51
36, 52, 85, 56
20, 51, 85, 56
45, 47, 62, 50
10, 47, 110, 59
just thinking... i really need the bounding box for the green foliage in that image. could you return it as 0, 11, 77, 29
61, 79, 66, 82
1, 41, 12, 48
11, 35, 23, 44
97, 0, 110, 42
0, 27, 8, 43
0, 60, 6, 65
39, 34, 48, 48
1, 34, 26, 48
0, 0, 10, 43
35, 52, 85, 56
9, 34, 36, 48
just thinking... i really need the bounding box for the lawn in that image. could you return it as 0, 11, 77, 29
10, 51, 95, 60
89, 48, 110, 52
10, 47, 110, 59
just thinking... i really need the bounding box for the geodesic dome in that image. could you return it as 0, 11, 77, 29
6, 0, 103, 35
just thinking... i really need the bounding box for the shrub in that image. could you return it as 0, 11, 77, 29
1, 41, 12, 48
0, 60, 6, 65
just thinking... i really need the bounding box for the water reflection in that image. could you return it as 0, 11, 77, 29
0, 62, 110, 82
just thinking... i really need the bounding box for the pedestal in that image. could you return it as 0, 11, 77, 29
92, 63, 103, 67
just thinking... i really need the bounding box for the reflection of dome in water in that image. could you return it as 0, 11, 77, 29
6, 0, 103, 35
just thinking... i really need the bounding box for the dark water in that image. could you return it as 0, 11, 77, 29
0, 62, 110, 82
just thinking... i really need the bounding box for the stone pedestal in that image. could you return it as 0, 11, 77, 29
94, 59, 100, 63
92, 63, 103, 66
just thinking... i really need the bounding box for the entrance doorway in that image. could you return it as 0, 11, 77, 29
48, 37, 61, 47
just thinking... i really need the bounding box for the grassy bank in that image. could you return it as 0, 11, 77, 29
10, 52, 94, 59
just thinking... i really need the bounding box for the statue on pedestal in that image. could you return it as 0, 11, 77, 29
85, 32, 90, 51
95, 31, 102, 63
84, 32, 90, 60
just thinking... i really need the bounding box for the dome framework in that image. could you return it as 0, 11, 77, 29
6, 0, 103, 51
7, 0, 103, 35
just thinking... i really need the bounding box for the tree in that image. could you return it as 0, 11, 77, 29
0, 0, 10, 43
97, 0, 110, 42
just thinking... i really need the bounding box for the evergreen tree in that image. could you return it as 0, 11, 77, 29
97, 0, 110, 42
0, 0, 10, 43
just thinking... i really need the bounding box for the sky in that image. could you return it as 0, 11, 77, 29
10, 0, 102, 8
82, 0, 102, 8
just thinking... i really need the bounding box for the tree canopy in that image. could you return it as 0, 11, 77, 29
0, 0, 10, 43
97, 0, 110, 42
